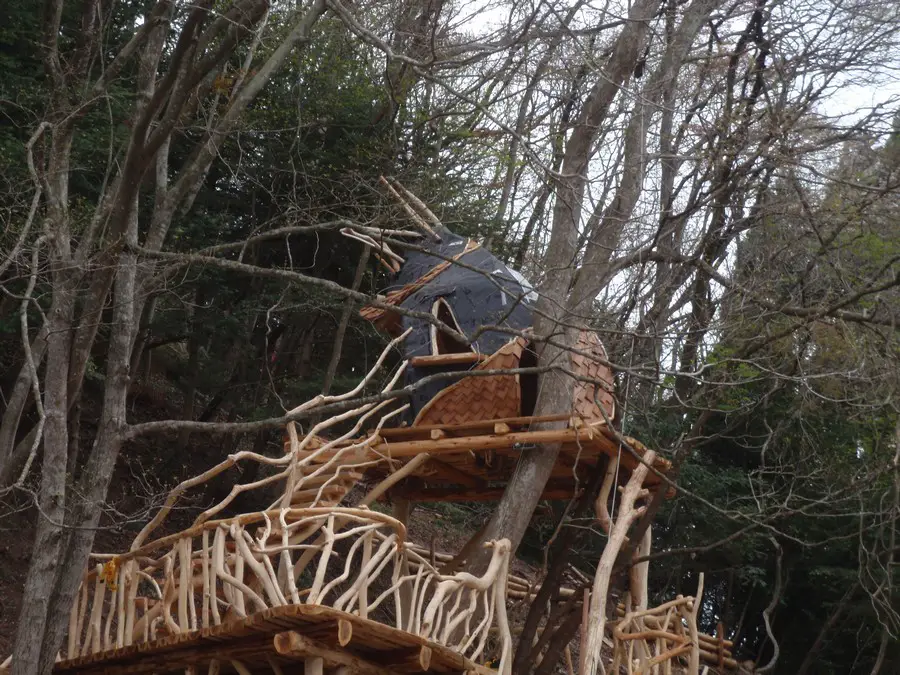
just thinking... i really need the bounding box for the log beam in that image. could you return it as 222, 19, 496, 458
273, 632, 395, 675
410, 353, 486, 367
374, 646, 432, 673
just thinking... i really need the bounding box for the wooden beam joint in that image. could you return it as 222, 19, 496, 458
274, 631, 395, 675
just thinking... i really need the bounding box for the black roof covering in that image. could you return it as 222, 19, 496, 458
386, 229, 538, 421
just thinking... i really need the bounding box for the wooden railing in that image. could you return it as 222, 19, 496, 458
609, 575, 738, 674
63, 508, 512, 674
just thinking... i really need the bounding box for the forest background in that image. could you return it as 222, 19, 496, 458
0, 0, 899, 673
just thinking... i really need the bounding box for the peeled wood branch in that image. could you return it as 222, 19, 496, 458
582, 451, 656, 675
756, 539, 783, 674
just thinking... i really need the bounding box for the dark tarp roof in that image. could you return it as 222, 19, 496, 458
390, 233, 538, 420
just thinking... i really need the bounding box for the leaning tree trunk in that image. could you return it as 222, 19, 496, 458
465, 0, 663, 576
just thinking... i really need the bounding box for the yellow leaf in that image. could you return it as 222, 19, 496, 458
100, 557, 120, 591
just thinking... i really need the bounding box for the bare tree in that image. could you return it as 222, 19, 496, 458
1, 1, 329, 671
2, 0, 899, 671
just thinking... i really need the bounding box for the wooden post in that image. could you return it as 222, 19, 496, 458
716, 621, 725, 670
393, 497, 414, 626
359, 531, 372, 619
688, 574, 704, 675
579, 588, 590, 675
178, 538, 190, 630
201, 530, 211, 627
582, 451, 655, 675
305, 657, 324, 675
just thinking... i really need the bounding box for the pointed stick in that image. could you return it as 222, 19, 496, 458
387, 177, 443, 234
379, 176, 439, 241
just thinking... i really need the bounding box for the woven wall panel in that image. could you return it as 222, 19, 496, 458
413, 338, 526, 426
571, 330, 616, 422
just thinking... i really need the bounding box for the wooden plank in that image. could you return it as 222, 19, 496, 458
409, 353, 486, 368
55, 606, 475, 675
274, 632, 395, 675
374, 428, 592, 458
376, 414, 573, 439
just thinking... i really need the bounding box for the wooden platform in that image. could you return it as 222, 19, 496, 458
290, 415, 673, 503
53, 605, 485, 675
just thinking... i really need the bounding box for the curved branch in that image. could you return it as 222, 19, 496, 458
757, 538, 784, 674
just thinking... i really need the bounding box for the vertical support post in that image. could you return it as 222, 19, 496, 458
115, 566, 126, 646
178, 538, 190, 630
202, 530, 211, 627
359, 530, 372, 619
393, 498, 414, 627
305, 656, 324, 675
124, 560, 138, 645
688, 573, 704, 675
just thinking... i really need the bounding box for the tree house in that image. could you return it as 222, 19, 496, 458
1, 188, 739, 675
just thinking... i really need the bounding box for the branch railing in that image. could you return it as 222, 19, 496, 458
63, 508, 512, 674
608, 574, 737, 675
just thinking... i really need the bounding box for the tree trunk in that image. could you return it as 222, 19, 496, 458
11, 264, 75, 675
176, 287, 205, 451
795, 581, 857, 675
9, 2, 329, 671
31, 196, 142, 675
0, 327, 48, 487
465, 0, 663, 576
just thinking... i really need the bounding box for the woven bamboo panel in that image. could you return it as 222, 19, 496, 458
571, 330, 616, 422
413, 338, 526, 426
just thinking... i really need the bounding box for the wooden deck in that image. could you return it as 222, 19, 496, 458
289, 415, 674, 504
49, 509, 511, 675
53, 604, 487, 675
